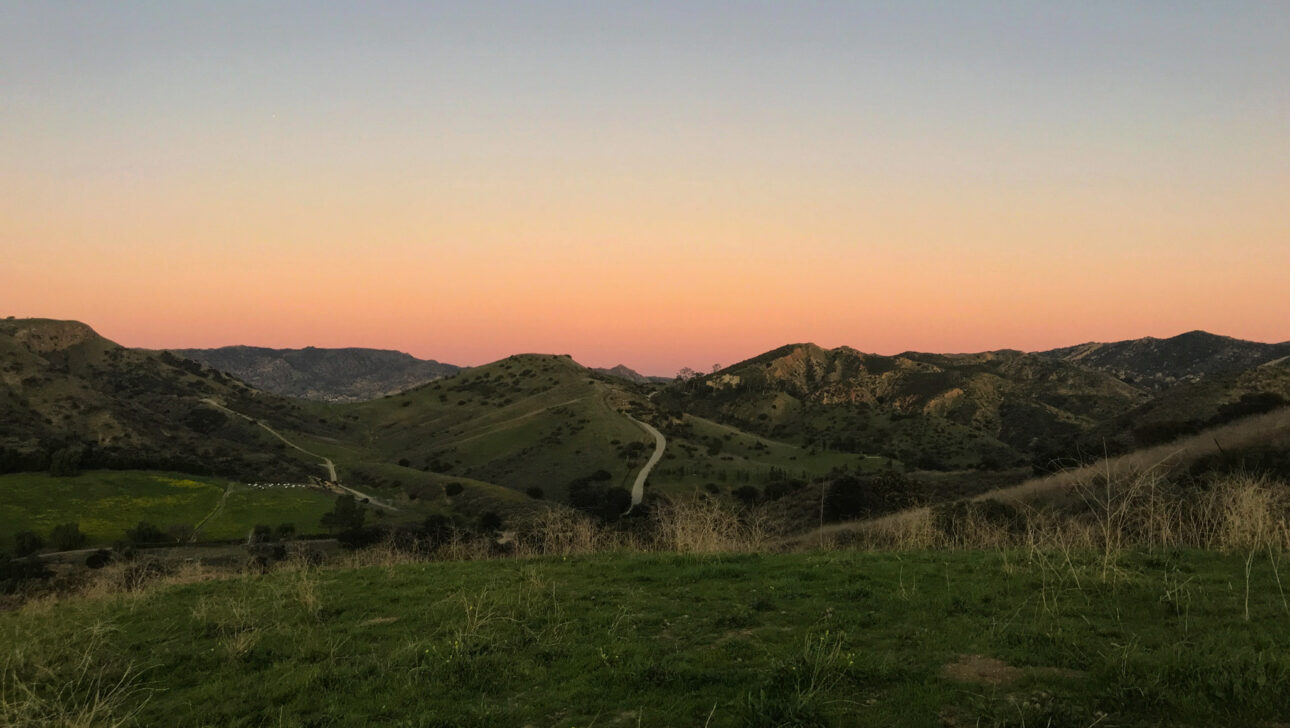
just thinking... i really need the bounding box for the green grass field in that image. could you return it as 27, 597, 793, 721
0, 471, 227, 547
195, 484, 338, 541
0, 471, 341, 549
5, 549, 1288, 726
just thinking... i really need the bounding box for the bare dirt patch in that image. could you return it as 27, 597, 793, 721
940, 654, 1084, 686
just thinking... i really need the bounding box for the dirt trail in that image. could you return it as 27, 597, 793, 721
624, 413, 666, 510
199, 399, 397, 511
190, 482, 233, 542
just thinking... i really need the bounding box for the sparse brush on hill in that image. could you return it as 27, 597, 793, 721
832, 472, 1290, 560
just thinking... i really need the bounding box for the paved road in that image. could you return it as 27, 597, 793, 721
624, 413, 666, 511
199, 398, 397, 511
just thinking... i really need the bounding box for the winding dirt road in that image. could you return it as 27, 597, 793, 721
624, 413, 666, 510
200, 398, 397, 511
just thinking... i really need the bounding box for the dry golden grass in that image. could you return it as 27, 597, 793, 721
651, 496, 774, 553
812, 472, 1289, 559
0, 622, 150, 728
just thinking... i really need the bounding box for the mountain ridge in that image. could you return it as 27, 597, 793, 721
172, 345, 460, 402
1038, 330, 1290, 389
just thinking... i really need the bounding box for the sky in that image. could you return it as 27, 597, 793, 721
2, 2, 1288, 375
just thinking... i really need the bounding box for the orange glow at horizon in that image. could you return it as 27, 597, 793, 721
3, 4, 1288, 374
4, 169, 1287, 375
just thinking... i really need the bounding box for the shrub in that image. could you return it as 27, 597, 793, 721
764, 479, 804, 501
525, 486, 545, 499
477, 511, 503, 532
50, 522, 88, 551
125, 521, 166, 545
444, 482, 464, 497
85, 549, 113, 569
732, 485, 761, 506
422, 514, 454, 549
821, 473, 916, 522
320, 494, 366, 532
567, 478, 632, 521
48, 445, 83, 476
13, 530, 43, 557
276, 523, 296, 540
0, 556, 52, 594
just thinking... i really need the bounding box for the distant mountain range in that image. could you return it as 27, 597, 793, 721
4, 318, 1288, 522
171, 346, 460, 402
159, 331, 1290, 406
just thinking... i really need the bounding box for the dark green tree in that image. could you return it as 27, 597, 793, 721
48, 446, 83, 477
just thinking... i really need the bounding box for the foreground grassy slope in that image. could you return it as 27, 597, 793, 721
5, 550, 1289, 727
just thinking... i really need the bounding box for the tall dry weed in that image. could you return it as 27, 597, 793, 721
652, 497, 770, 553
0, 624, 150, 728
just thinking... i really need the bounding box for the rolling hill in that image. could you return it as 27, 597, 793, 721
1099, 356, 1290, 451
590, 364, 671, 384
1039, 330, 1290, 390
321, 354, 654, 504
6, 317, 1290, 544
172, 345, 459, 402
0, 318, 342, 482
656, 343, 1146, 471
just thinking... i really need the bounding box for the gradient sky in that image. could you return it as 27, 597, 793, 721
3, 2, 1288, 375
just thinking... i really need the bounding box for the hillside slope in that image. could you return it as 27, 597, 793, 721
0, 318, 341, 480
657, 343, 1146, 471
590, 364, 670, 384
323, 355, 656, 502
173, 346, 459, 402
1101, 358, 1290, 450
1039, 330, 1290, 389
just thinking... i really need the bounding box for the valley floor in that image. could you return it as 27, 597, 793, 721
4, 549, 1290, 726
